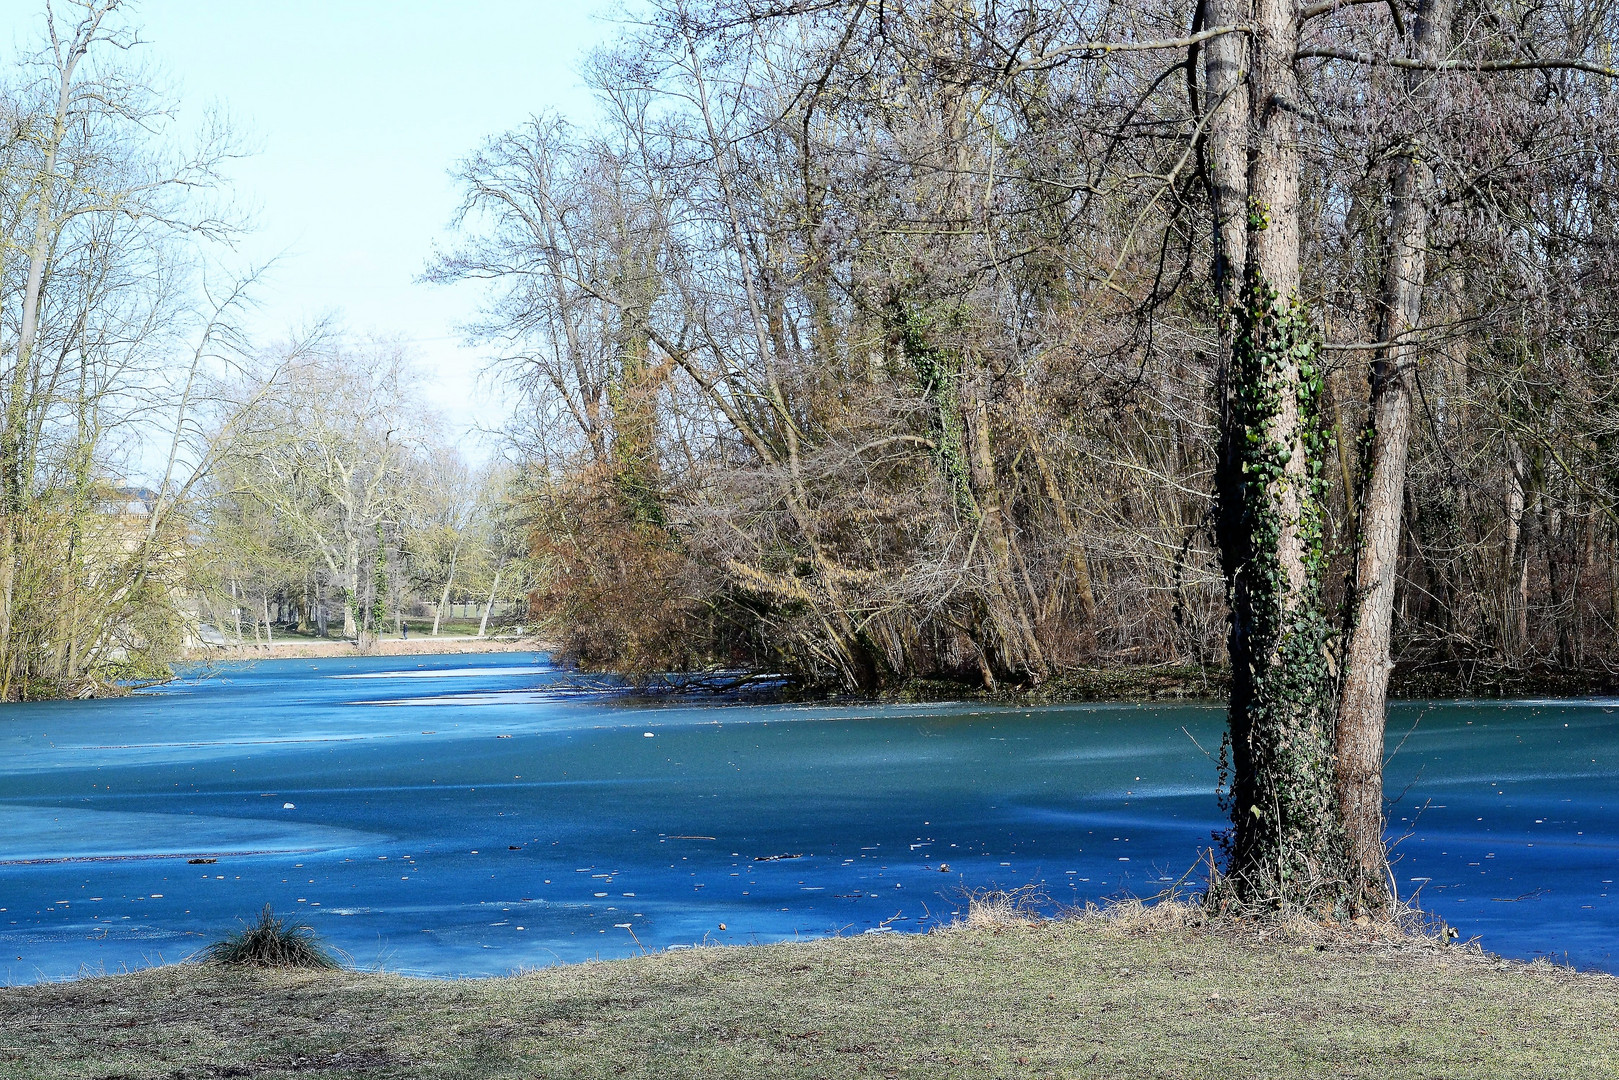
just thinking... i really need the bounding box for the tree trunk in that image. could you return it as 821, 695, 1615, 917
1501, 443, 1526, 656
1209, 0, 1347, 909
968, 396, 1047, 678
1202, 0, 1250, 322
1334, 0, 1453, 915
0, 35, 85, 699
478, 567, 503, 638
343, 536, 359, 640
433, 547, 458, 636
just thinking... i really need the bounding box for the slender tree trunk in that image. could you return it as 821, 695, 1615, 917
434, 547, 458, 636
1334, 0, 1453, 915
343, 535, 359, 640
968, 397, 1046, 677
370, 526, 389, 648
478, 567, 503, 638
1501, 444, 1526, 656
0, 57, 78, 699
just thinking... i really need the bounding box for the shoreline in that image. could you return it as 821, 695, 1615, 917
165, 647, 1619, 705
180, 635, 553, 662
877, 660, 1619, 705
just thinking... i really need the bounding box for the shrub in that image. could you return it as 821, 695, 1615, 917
198, 904, 342, 969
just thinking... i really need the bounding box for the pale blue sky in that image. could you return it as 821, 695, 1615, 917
3, 1, 615, 441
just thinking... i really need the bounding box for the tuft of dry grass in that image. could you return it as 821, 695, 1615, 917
959, 885, 1051, 928
3, 912, 1616, 1079
196, 904, 344, 970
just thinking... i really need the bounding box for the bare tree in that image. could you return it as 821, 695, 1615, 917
0, 0, 242, 697
213, 339, 424, 648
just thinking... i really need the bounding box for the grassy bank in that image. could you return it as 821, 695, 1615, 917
3, 912, 1614, 1079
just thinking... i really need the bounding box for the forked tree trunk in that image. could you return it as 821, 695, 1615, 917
1334, 0, 1453, 915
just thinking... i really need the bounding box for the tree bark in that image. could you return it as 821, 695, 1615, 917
1334, 0, 1453, 915
1202, 0, 1251, 321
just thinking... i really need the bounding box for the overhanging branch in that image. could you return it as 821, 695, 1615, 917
1298, 46, 1619, 78
1009, 24, 1254, 76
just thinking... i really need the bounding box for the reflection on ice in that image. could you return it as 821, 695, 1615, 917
0, 804, 377, 864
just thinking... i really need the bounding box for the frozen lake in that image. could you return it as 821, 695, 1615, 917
1, 652, 1614, 981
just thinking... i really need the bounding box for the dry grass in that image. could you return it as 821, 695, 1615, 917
3, 911, 1616, 1079
196, 905, 343, 970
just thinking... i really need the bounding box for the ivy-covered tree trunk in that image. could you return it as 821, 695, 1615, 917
370, 525, 389, 647
1217, 276, 1346, 908
1208, 0, 1347, 911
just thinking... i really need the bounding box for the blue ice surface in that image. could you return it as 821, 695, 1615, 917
0, 651, 1613, 982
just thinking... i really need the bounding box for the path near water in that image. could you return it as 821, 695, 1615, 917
1, 652, 1614, 982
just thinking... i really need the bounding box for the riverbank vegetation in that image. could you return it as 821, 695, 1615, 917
4, 911, 1615, 1079
0, 2, 533, 700
439, 2, 1619, 711
6, 0, 1617, 715
432, 1, 1619, 914
200, 339, 532, 651
0, 2, 242, 699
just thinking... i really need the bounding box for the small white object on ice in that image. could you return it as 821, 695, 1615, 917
283, 802, 295, 809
